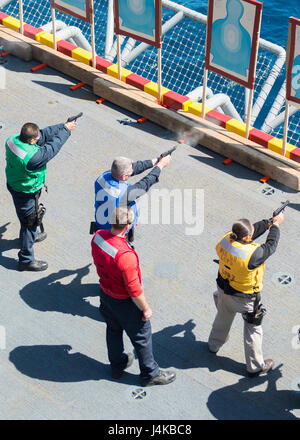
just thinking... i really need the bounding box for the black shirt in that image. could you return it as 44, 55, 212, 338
121, 160, 161, 205
27, 124, 71, 170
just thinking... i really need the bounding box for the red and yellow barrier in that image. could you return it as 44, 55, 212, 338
1, 14, 299, 163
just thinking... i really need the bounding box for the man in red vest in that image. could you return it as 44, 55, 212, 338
91, 206, 176, 386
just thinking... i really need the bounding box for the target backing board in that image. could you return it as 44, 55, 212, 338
114, 0, 162, 48
51, 0, 92, 23
205, 0, 262, 88
286, 17, 300, 107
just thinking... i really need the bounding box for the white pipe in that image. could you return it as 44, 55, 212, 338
187, 86, 224, 114
42, 20, 66, 33
43, 20, 77, 45
105, 0, 114, 59
187, 86, 214, 101
206, 93, 242, 121
121, 11, 184, 66
57, 27, 92, 51
106, 35, 125, 62
121, 38, 136, 65
162, 0, 207, 23
263, 104, 299, 132
251, 39, 286, 124
42, 20, 91, 51
262, 80, 286, 133
187, 87, 242, 119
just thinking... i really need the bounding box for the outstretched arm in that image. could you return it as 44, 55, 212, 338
248, 213, 283, 269
37, 124, 66, 145
122, 155, 171, 205
125, 167, 161, 204
252, 219, 270, 240
131, 159, 158, 176
27, 121, 76, 170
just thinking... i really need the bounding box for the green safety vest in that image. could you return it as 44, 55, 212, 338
5, 134, 46, 193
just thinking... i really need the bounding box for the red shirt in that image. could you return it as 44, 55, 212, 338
118, 252, 143, 298
91, 230, 143, 299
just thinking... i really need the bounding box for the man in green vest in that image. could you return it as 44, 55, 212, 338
5, 119, 77, 271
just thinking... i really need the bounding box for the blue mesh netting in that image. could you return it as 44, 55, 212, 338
3, 0, 299, 146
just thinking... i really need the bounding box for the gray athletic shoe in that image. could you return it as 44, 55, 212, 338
141, 369, 176, 386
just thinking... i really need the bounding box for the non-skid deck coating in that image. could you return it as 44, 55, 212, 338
0, 55, 299, 420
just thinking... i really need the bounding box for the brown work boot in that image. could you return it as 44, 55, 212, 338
247, 359, 274, 378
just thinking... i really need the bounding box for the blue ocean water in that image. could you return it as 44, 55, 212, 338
181, 0, 299, 48
62, 0, 86, 11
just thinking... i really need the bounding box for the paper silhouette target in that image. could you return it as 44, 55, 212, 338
205, 0, 262, 88
286, 17, 300, 106
114, 0, 162, 47
51, 0, 92, 23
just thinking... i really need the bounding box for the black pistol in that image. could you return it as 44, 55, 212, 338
269, 200, 289, 221
158, 145, 177, 161
67, 112, 83, 122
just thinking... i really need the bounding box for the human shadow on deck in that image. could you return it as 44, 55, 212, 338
3, 55, 96, 102
190, 148, 300, 193
32, 80, 96, 103
152, 320, 245, 376
189, 149, 261, 182
0, 223, 19, 270
289, 202, 300, 212
9, 344, 138, 385
152, 321, 299, 420
19, 264, 104, 322
207, 366, 300, 420
9, 345, 105, 382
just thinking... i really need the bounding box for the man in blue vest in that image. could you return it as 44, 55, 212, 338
94, 154, 171, 242
5, 119, 77, 271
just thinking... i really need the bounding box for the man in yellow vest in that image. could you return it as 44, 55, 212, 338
208, 213, 284, 377
5, 120, 76, 271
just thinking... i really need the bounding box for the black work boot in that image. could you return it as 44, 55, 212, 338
111, 353, 135, 379
18, 260, 48, 272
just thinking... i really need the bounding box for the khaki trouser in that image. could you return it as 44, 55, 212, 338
208, 286, 265, 373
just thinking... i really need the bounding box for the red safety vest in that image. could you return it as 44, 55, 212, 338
91, 229, 141, 299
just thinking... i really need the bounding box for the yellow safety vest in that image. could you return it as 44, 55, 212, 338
216, 232, 265, 294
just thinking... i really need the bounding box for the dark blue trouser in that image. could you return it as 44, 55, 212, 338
99, 287, 159, 382
7, 185, 39, 264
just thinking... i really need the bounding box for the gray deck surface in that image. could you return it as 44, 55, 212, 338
0, 55, 299, 421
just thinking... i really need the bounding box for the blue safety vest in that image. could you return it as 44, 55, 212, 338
94, 171, 138, 230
